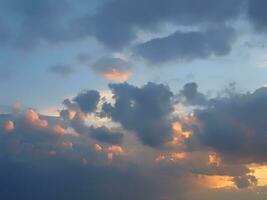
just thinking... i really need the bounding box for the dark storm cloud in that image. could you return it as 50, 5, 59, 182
0, 152, 189, 200
102, 82, 174, 147
0, 111, 189, 200
135, 27, 235, 63
74, 90, 100, 114
2, 0, 267, 64
193, 87, 267, 163
48, 64, 74, 77
180, 82, 207, 105
87, 0, 243, 49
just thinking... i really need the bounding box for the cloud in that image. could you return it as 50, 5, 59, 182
25, 109, 48, 128
73, 90, 100, 114
48, 64, 75, 77
101, 82, 174, 147
0, 109, 192, 200
90, 126, 123, 145
135, 27, 235, 63
192, 86, 267, 163
60, 106, 124, 145
2, 82, 267, 199
92, 57, 132, 81
5, 0, 72, 48
2, 0, 267, 65
87, 0, 243, 49
233, 175, 257, 189
0, 154, 190, 200
179, 82, 207, 106
4, 120, 15, 132
248, 0, 267, 32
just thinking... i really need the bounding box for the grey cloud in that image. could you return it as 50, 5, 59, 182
102, 82, 174, 147
248, 0, 267, 32
69, 113, 124, 145
92, 57, 132, 75
180, 82, 207, 105
0, 153, 189, 200
1, 0, 73, 48
48, 65, 75, 77
0, 111, 191, 200
90, 126, 123, 145
233, 175, 257, 189
193, 87, 267, 163
87, 0, 243, 49
135, 27, 235, 63
74, 90, 100, 114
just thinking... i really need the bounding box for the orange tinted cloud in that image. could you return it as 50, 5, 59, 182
25, 109, 48, 128
5, 120, 15, 132
53, 125, 65, 135
107, 145, 125, 162
103, 69, 130, 82
13, 103, 22, 110
155, 152, 187, 162
168, 122, 192, 147
49, 150, 57, 156
108, 145, 125, 155
249, 164, 267, 186
196, 175, 235, 189
62, 141, 73, 149
208, 153, 222, 167
107, 152, 114, 162
95, 144, 103, 152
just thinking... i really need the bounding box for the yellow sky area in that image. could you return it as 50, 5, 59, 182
249, 164, 267, 186
169, 122, 192, 147
196, 175, 235, 189
155, 152, 188, 162
196, 164, 267, 189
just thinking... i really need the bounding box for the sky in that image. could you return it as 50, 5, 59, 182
1, 0, 267, 199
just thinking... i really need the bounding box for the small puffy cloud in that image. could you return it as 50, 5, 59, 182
95, 143, 103, 152
107, 145, 125, 155
4, 120, 15, 132
179, 82, 207, 106
233, 175, 257, 189
25, 109, 48, 128
74, 90, 100, 114
107, 145, 125, 162
53, 124, 65, 136
92, 57, 132, 82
